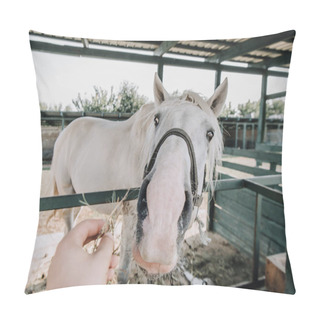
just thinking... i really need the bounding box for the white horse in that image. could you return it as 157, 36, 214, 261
51, 74, 228, 283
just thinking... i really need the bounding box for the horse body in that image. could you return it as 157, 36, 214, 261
52, 110, 148, 195
51, 74, 228, 283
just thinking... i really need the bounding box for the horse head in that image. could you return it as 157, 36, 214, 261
134, 73, 228, 275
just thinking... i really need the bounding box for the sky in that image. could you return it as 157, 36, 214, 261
31, 50, 288, 110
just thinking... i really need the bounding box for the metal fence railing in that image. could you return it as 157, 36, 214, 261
40, 175, 282, 212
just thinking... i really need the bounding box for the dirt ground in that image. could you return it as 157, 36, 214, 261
25, 169, 256, 293
128, 232, 253, 286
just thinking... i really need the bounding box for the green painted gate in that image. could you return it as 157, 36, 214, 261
213, 186, 286, 262
209, 174, 294, 293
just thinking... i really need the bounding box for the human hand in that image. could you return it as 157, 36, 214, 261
46, 219, 119, 290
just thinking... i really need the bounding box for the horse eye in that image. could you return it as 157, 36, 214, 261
154, 116, 159, 126
206, 130, 214, 141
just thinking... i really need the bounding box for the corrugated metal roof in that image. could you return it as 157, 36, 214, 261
29, 30, 295, 69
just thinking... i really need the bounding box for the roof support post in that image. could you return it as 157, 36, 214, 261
157, 60, 164, 81
209, 67, 221, 232
257, 72, 268, 144
215, 68, 221, 89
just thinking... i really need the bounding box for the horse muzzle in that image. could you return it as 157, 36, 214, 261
135, 169, 194, 274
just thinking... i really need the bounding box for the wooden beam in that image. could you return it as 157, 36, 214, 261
30, 40, 289, 78
223, 147, 282, 164
255, 143, 282, 152
214, 174, 282, 192
214, 178, 244, 191
206, 30, 295, 63
265, 253, 286, 293
221, 160, 278, 176
154, 41, 178, 56
174, 43, 221, 55
212, 176, 283, 203
243, 179, 284, 204
250, 51, 292, 68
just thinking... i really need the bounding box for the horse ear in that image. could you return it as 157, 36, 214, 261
207, 78, 228, 117
154, 73, 170, 105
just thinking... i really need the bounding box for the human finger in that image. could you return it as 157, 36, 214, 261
83, 233, 102, 246
109, 255, 120, 269
106, 269, 115, 282
94, 232, 114, 265
106, 255, 120, 282
70, 219, 105, 247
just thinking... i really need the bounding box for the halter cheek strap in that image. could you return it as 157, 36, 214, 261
143, 128, 204, 208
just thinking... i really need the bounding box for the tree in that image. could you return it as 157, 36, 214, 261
266, 99, 285, 118
72, 86, 116, 113
237, 99, 260, 118
220, 102, 238, 117
72, 82, 147, 113
113, 81, 148, 113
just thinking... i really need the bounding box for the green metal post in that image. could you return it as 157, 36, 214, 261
210, 69, 222, 234
157, 61, 164, 81
243, 123, 247, 149
208, 191, 215, 232
235, 123, 238, 148
215, 68, 221, 89
251, 124, 255, 148
257, 73, 268, 144
253, 193, 262, 282
60, 111, 65, 130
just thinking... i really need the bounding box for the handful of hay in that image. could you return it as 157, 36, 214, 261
79, 190, 129, 255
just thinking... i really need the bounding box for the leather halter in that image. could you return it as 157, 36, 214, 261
143, 128, 203, 208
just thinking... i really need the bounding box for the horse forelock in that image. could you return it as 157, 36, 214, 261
181, 90, 208, 110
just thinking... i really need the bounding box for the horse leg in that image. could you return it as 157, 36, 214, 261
117, 202, 137, 284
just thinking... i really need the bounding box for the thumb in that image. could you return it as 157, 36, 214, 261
94, 233, 114, 266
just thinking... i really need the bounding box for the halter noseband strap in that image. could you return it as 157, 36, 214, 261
143, 128, 203, 208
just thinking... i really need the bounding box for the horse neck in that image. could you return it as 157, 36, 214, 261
126, 104, 154, 179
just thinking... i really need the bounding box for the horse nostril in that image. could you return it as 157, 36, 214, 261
137, 177, 150, 221
138, 197, 148, 220
136, 184, 149, 244
178, 191, 193, 232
